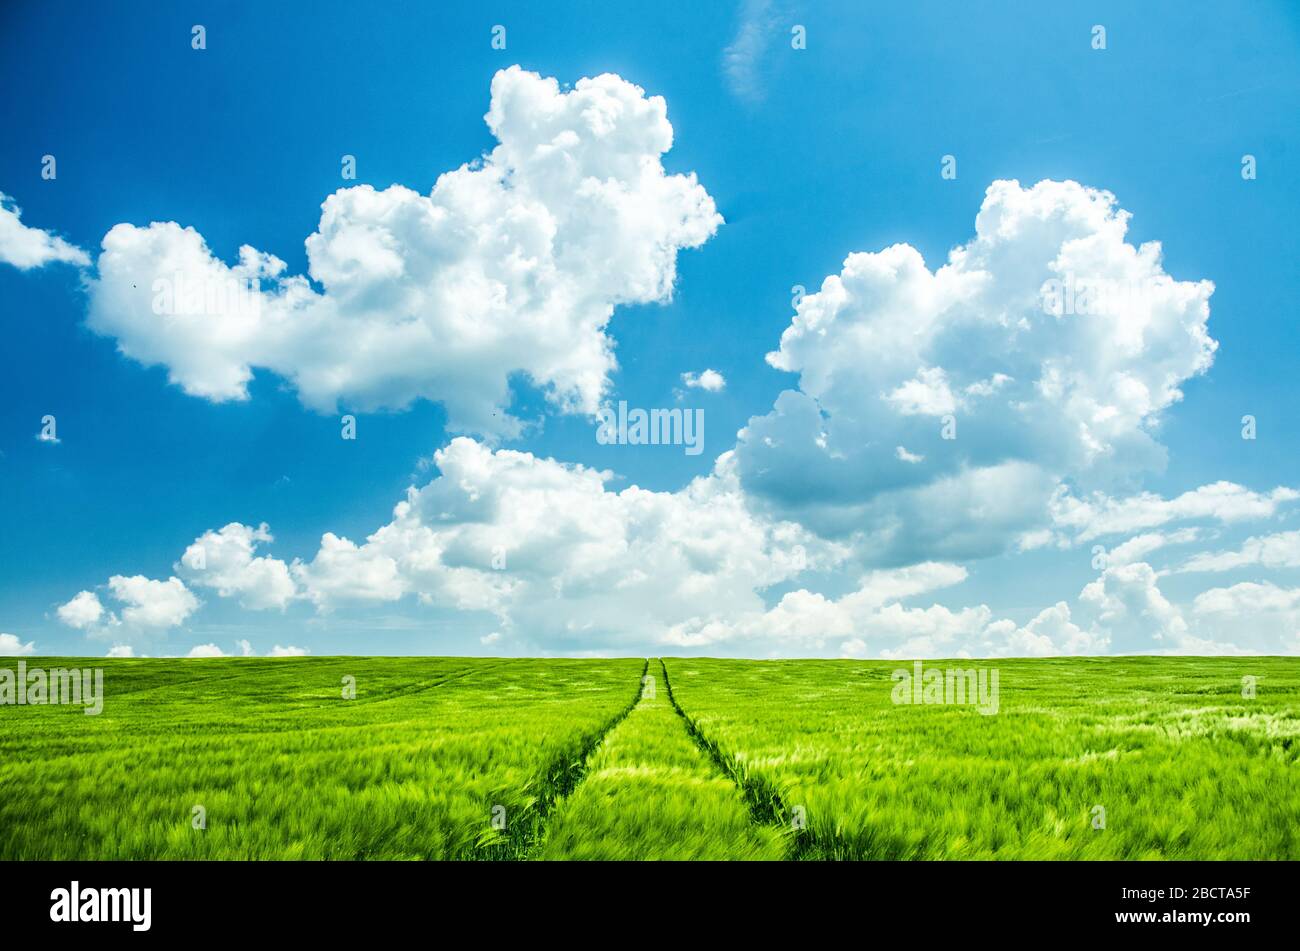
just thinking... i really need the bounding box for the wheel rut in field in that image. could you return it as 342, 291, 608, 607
529, 659, 785, 860
660, 659, 819, 860
486, 659, 647, 859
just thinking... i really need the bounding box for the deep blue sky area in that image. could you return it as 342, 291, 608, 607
1, 1, 1297, 656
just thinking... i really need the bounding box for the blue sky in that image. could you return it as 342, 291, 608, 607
1, 0, 1298, 658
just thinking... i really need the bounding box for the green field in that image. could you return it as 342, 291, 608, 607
1, 655, 1296, 860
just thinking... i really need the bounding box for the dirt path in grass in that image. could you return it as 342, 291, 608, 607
532, 659, 786, 860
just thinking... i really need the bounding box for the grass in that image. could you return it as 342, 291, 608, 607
0, 656, 642, 859
1, 654, 1296, 859
661, 656, 1300, 859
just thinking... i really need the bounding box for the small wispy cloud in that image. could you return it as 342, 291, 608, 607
722, 0, 780, 103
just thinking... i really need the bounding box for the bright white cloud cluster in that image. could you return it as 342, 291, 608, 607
1178, 529, 1300, 573
183, 641, 309, 658
736, 179, 1219, 565
178, 522, 296, 610
84, 67, 721, 435
1078, 561, 1189, 653
44, 163, 1299, 658
268, 644, 309, 657
186, 643, 226, 658
107, 576, 199, 629
0, 192, 89, 270
1190, 582, 1300, 653
682, 368, 726, 392
663, 561, 977, 651
673, 550, 1299, 658
0, 633, 37, 656
1050, 482, 1298, 543
56, 590, 107, 630
660, 559, 1110, 658
290, 437, 833, 652
57, 576, 199, 635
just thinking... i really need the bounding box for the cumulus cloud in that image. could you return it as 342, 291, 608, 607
0, 192, 89, 270
178, 522, 296, 610
667, 544, 1299, 657
55, 169, 1297, 659
186, 643, 226, 658
1050, 482, 1298, 543
84, 67, 721, 436
735, 179, 1219, 565
1078, 561, 1188, 653
59, 577, 199, 635
56, 590, 107, 630
107, 576, 199, 629
662, 561, 976, 651
0, 633, 37, 656
268, 644, 309, 657
980, 602, 1100, 658
1106, 528, 1200, 566
184, 640, 306, 658
106, 644, 136, 658
681, 368, 726, 392
290, 436, 834, 652
1178, 529, 1300, 573
1191, 582, 1300, 653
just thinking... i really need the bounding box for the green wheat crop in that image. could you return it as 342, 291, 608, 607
537, 660, 785, 859
661, 656, 1300, 859
2, 655, 1296, 860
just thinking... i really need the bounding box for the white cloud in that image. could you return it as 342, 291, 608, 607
186, 643, 226, 658
983, 602, 1101, 657
177, 522, 296, 610
681, 368, 726, 392
57, 590, 107, 630
1051, 482, 1298, 542
267, 644, 309, 657
1107, 528, 1200, 566
0, 192, 89, 270
885, 366, 959, 416
84, 67, 721, 436
663, 561, 972, 651
722, 0, 779, 102
1078, 562, 1188, 652
293, 533, 406, 608
1190, 582, 1300, 653
183, 640, 305, 658
736, 179, 1219, 565
661, 550, 1299, 657
106, 575, 199, 629
0, 633, 37, 656
106, 644, 136, 658
61, 525, 296, 639
57, 167, 1298, 661
839, 637, 868, 658
291, 436, 834, 652
1178, 529, 1300, 573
